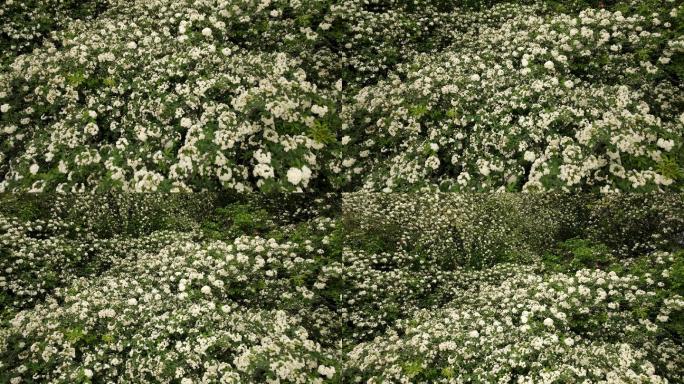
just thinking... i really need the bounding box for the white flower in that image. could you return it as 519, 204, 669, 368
468, 330, 479, 338
253, 149, 272, 164
84, 369, 93, 378
523, 151, 536, 162
127, 298, 138, 306
425, 155, 440, 170
301, 165, 312, 181
564, 338, 574, 346
88, 110, 97, 119
1, 104, 11, 113
544, 61, 555, 70
341, 135, 351, 145
317, 365, 336, 379
656, 138, 674, 151
98, 308, 116, 318
311, 104, 328, 116
563, 80, 574, 89
470, 74, 481, 82
201, 28, 212, 37
287, 167, 303, 185
253, 164, 274, 179
180, 117, 192, 128
29, 164, 39, 175
543, 318, 554, 327
85, 122, 99, 136
201, 286, 212, 295
126, 41, 137, 50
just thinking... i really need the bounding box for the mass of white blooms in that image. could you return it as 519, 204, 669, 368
0, 0, 683, 381
0, 0, 681, 192
0, 194, 343, 383
341, 193, 684, 382
0, 192, 683, 383
346, 258, 684, 383
341, 3, 684, 192
0, 0, 340, 193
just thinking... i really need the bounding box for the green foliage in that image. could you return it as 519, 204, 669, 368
203, 202, 274, 240
544, 238, 615, 271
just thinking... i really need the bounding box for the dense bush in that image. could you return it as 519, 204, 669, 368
1, 192, 682, 382
342, 6, 684, 192
0, 240, 339, 383
0, 0, 343, 193
341, 193, 684, 344
1, 0, 681, 192
343, 193, 576, 268
345, 254, 684, 383
0, 194, 343, 383
0, 0, 682, 381
0, 194, 213, 314
0, 0, 111, 66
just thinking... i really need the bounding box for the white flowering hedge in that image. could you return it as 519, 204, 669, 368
345, 255, 684, 383
1, 0, 682, 192
0, 194, 343, 383
0, 0, 112, 66
340, 193, 684, 383
1, 192, 683, 382
341, 5, 684, 192
0, 194, 214, 313
1, 0, 684, 381
0, 0, 342, 193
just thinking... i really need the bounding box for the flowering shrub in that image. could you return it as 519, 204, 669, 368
330, 1, 534, 87
341, 193, 684, 348
1, 0, 683, 381
0, 0, 111, 66
1, 1, 681, 192
0, 238, 341, 383
0, 0, 342, 193
1, 192, 682, 381
344, 253, 684, 383
341, 5, 684, 192
0, 194, 218, 313
344, 193, 577, 268
0, 194, 343, 383
0, 214, 199, 313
